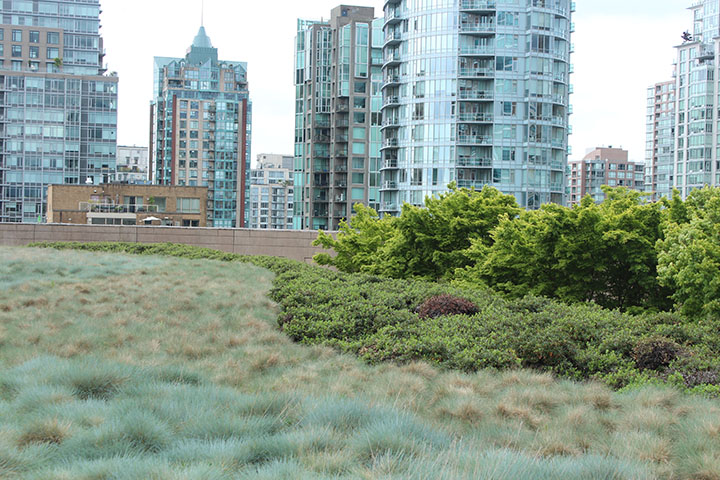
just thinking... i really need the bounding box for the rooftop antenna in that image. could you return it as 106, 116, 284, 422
201, 0, 205, 26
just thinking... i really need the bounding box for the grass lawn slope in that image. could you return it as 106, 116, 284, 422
0, 245, 718, 478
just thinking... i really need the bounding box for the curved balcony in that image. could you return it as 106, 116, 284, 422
459, 21, 495, 35
459, 0, 496, 12
458, 112, 494, 123
458, 90, 494, 101
380, 138, 399, 150
384, 31, 403, 47
457, 134, 492, 146
459, 45, 494, 57
458, 67, 494, 79
380, 117, 401, 130
382, 74, 402, 89
457, 156, 492, 168
383, 52, 402, 68
381, 95, 401, 109
384, 9, 403, 26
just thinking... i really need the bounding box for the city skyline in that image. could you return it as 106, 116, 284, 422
102, 0, 680, 163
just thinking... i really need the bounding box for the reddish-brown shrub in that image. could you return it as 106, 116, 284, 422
417, 294, 479, 319
632, 337, 685, 371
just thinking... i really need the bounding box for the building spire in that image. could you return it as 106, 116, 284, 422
201, 0, 204, 26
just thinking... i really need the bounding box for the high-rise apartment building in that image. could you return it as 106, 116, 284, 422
380, 0, 573, 213
568, 147, 644, 205
151, 26, 251, 228
0, 0, 118, 223
670, 1, 720, 198
249, 154, 294, 230
644, 81, 675, 201
294, 6, 384, 230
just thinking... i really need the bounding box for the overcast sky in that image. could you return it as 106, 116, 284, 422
102, 0, 685, 165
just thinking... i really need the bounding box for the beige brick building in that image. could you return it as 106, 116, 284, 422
47, 184, 207, 227
568, 147, 645, 205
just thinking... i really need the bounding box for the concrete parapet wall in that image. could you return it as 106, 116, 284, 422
0, 224, 328, 263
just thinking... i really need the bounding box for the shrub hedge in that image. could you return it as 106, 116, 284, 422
28, 242, 720, 393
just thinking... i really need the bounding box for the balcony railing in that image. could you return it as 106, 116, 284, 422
459, 22, 495, 33
383, 96, 400, 106
382, 159, 398, 169
457, 156, 492, 167
459, 45, 494, 55
459, 90, 494, 100
458, 68, 494, 78
80, 203, 159, 214
460, 0, 496, 9
457, 134, 492, 145
458, 112, 494, 122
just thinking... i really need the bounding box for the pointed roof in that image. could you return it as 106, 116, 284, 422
192, 26, 213, 49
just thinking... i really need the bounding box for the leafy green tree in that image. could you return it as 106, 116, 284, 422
313, 204, 397, 274
459, 188, 670, 310
313, 184, 520, 280
657, 187, 720, 317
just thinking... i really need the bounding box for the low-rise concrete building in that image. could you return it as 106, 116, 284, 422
47, 184, 208, 227
115, 146, 150, 183
568, 147, 645, 205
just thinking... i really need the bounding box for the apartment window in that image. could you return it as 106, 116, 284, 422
177, 197, 200, 213
0, 45, 4, 57
29, 46, 39, 59
12, 30, 22, 42
354, 82, 366, 94
29, 31, 40, 43
11, 60, 21, 71
0, 29, 4, 41
47, 47, 59, 59
11, 45, 21, 58
47, 32, 59, 44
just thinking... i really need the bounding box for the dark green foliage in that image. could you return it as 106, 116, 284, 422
416, 294, 479, 319
30, 241, 720, 393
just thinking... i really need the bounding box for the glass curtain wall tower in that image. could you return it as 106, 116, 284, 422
151, 26, 251, 228
644, 80, 675, 201
380, 0, 573, 212
671, 0, 720, 198
0, 0, 117, 223
294, 6, 384, 231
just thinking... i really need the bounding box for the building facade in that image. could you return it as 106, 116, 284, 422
644, 81, 675, 201
568, 147, 644, 205
47, 183, 207, 227
115, 145, 149, 184
0, 0, 118, 223
151, 26, 251, 228
294, 6, 384, 230
248, 154, 294, 230
669, 1, 720, 198
380, 0, 573, 213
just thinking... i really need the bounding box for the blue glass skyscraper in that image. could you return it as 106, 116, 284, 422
0, 0, 118, 222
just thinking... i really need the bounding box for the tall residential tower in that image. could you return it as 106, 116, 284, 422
294, 6, 384, 230
0, 0, 118, 223
151, 26, 251, 228
380, 0, 573, 213
644, 80, 675, 201
670, 1, 720, 198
